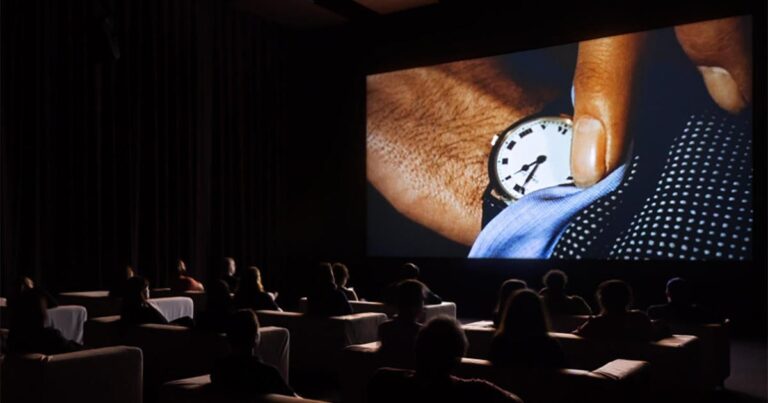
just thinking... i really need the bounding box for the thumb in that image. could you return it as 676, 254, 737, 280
571, 33, 645, 187
675, 16, 752, 114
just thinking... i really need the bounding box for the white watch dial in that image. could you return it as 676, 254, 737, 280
493, 116, 574, 201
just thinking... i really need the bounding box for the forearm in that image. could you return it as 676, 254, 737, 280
367, 60, 550, 245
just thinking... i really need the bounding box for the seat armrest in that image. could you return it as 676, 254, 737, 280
592, 359, 650, 381
3, 346, 143, 403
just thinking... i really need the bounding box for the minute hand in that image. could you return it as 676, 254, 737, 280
523, 155, 546, 184
524, 161, 541, 185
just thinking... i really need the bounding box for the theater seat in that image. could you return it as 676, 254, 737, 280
58, 290, 201, 320
159, 375, 330, 403
340, 341, 650, 403
297, 298, 457, 321
149, 289, 207, 315
256, 310, 386, 374
351, 301, 457, 321
667, 319, 730, 388
46, 305, 88, 344
1, 346, 143, 403
58, 291, 121, 317
462, 324, 702, 399
548, 315, 591, 333
84, 316, 289, 396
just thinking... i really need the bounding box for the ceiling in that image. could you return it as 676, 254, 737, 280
229, 0, 439, 29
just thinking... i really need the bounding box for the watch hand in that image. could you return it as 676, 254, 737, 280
522, 156, 546, 185
513, 155, 546, 174
524, 162, 540, 185
513, 164, 530, 174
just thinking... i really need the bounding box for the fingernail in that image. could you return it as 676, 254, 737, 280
698, 66, 748, 114
572, 116, 606, 187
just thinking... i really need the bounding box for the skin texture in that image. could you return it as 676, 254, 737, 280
675, 17, 752, 114
571, 32, 646, 187
571, 16, 752, 187
367, 60, 556, 245
367, 17, 752, 246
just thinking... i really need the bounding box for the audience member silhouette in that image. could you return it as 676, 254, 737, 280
386, 262, 442, 305
7, 289, 82, 355
198, 280, 236, 333
368, 317, 522, 403
539, 270, 592, 316
211, 309, 296, 397
492, 279, 528, 327
305, 262, 352, 316
378, 280, 426, 368
234, 266, 280, 311
333, 262, 359, 301
220, 257, 240, 293
170, 259, 205, 292
109, 265, 136, 298
121, 276, 169, 325
576, 279, 657, 341
18, 276, 59, 308
490, 290, 566, 369
647, 277, 722, 324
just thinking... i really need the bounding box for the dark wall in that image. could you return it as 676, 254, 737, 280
1, 0, 289, 294
1, 0, 765, 335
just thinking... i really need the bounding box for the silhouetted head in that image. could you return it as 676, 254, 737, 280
543, 270, 568, 293
207, 280, 234, 314
400, 263, 420, 280
332, 263, 350, 288
494, 279, 528, 317
226, 309, 261, 355
124, 276, 150, 303
20, 276, 35, 292
316, 262, 336, 289
10, 289, 48, 332
223, 257, 236, 277
415, 317, 467, 378
497, 289, 550, 338
240, 266, 265, 294
395, 280, 426, 320
597, 279, 632, 315
666, 277, 692, 305
177, 259, 187, 275
122, 265, 136, 280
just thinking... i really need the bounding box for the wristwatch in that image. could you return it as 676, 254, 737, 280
481, 98, 575, 228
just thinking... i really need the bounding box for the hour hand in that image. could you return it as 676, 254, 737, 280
513, 164, 531, 175
524, 163, 540, 185
513, 155, 547, 174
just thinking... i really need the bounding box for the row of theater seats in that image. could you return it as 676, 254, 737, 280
1, 290, 730, 403
57, 289, 208, 318
341, 341, 650, 403
545, 315, 731, 389
0, 345, 327, 403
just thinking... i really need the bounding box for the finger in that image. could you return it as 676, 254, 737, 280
675, 16, 752, 114
571, 33, 645, 187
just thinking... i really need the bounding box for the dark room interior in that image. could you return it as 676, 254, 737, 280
0, 1, 765, 402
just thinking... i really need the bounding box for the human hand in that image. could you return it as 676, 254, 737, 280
571, 16, 752, 187
367, 60, 558, 245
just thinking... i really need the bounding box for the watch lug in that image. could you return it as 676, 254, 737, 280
490, 134, 499, 146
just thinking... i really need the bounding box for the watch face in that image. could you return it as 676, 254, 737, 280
491, 116, 574, 201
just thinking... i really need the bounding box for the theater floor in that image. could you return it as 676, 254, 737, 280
722, 337, 768, 403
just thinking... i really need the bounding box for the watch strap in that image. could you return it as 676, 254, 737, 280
481, 184, 507, 228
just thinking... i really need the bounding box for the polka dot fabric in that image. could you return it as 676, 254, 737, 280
552, 110, 753, 260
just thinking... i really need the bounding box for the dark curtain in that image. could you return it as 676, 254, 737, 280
1, 0, 285, 295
